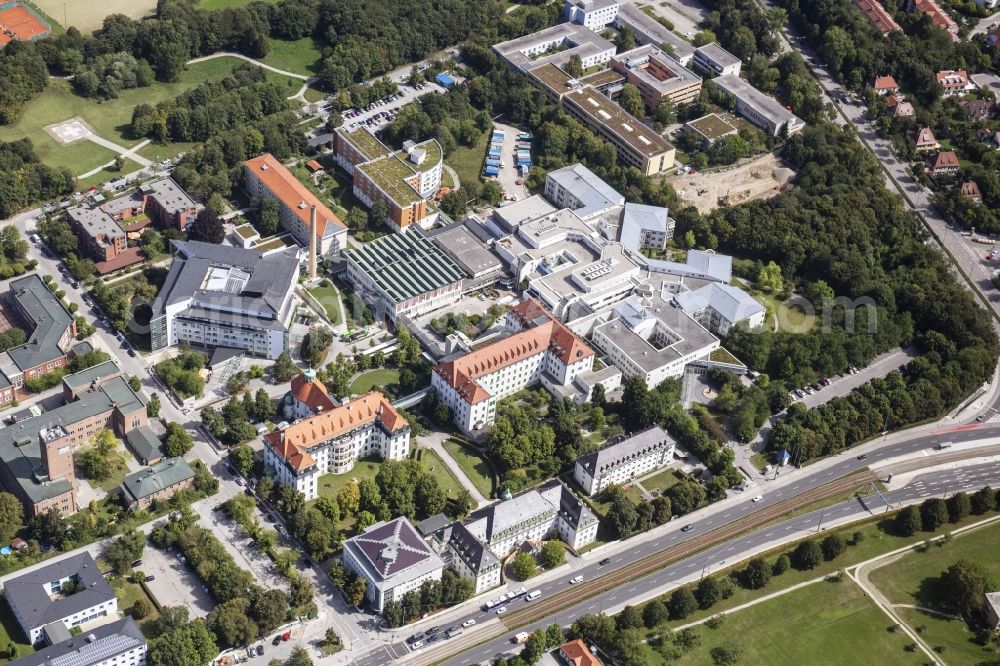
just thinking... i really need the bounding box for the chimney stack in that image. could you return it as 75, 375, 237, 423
308, 204, 318, 279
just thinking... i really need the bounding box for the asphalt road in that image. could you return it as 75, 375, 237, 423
396, 420, 1000, 666
437, 459, 1000, 666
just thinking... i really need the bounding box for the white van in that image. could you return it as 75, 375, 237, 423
526, 590, 542, 601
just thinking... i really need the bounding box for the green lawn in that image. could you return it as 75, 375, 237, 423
0, 57, 304, 177
312, 459, 382, 534
639, 467, 684, 494
0, 594, 33, 662
867, 520, 1000, 664
446, 131, 489, 190
646, 510, 1000, 631
418, 449, 467, 501
349, 368, 400, 396
261, 36, 326, 76
641, 579, 922, 665
111, 578, 160, 628
442, 439, 494, 498
308, 285, 342, 324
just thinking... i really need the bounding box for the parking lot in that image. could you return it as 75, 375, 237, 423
341, 79, 446, 133
140, 539, 215, 617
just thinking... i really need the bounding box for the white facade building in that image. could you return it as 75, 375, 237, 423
4, 553, 118, 645
692, 43, 742, 78
12, 618, 147, 666
673, 282, 766, 336
264, 391, 409, 501
280, 369, 337, 422
564, 0, 619, 31
544, 164, 625, 220
149, 241, 300, 359
432, 480, 598, 593
342, 518, 444, 612
432, 299, 595, 433
574, 426, 676, 496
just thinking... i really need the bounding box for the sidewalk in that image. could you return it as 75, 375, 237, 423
421, 431, 489, 505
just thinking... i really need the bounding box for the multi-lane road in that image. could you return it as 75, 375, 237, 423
370, 414, 1000, 666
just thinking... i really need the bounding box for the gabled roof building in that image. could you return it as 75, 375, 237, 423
4, 553, 117, 644
342, 517, 444, 612
432, 298, 595, 433
120, 457, 195, 510
432, 480, 598, 593
9, 617, 146, 666
575, 426, 676, 496
263, 391, 409, 500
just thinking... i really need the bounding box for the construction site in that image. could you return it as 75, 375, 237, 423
670, 152, 795, 214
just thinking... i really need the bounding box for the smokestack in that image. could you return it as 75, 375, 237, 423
308, 205, 318, 279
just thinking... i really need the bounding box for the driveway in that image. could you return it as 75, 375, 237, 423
494, 121, 529, 201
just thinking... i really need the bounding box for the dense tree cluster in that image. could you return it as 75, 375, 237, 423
0, 44, 48, 124
155, 350, 207, 399
72, 51, 155, 100
378, 569, 474, 626
0, 140, 74, 219
894, 488, 997, 536
779, 0, 991, 104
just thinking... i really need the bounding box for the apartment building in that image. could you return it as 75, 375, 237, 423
120, 457, 195, 510
4, 553, 118, 644
0, 274, 77, 394
149, 241, 299, 359
611, 45, 703, 110
263, 391, 409, 501
342, 517, 444, 612
691, 43, 742, 78
564, 0, 619, 31
243, 153, 348, 255
10, 618, 146, 666
342, 231, 465, 324
574, 427, 675, 496
562, 86, 676, 175
710, 74, 805, 137
432, 299, 594, 433
433, 479, 597, 593
0, 368, 146, 517
140, 178, 198, 229
493, 22, 616, 73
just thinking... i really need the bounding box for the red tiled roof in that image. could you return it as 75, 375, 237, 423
560, 640, 601, 666
931, 150, 960, 170
306, 159, 323, 172
244, 153, 345, 239
434, 299, 593, 405
936, 69, 969, 89
290, 374, 336, 413
853, 0, 901, 34
961, 181, 981, 198
873, 75, 898, 91
264, 391, 406, 470
913, 0, 957, 33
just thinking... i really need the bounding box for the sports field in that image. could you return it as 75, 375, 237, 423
32, 0, 157, 32
0, 56, 303, 177
196, 0, 279, 10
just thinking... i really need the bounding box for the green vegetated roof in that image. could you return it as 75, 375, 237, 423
346, 127, 390, 161
359, 154, 423, 205
345, 231, 465, 302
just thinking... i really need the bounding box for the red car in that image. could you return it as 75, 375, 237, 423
282, 632, 290, 642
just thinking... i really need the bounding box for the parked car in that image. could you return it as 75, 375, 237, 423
256, 646, 264, 656
131, 559, 142, 567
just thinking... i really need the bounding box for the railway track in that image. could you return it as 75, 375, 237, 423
409, 470, 877, 666
498, 469, 876, 631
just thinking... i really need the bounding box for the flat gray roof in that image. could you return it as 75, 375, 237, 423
493, 23, 615, 72
7, 274, 75, 373
695, 43, 742, 69
428, 223, 503, 278
344, 231, 465, 303
492, 195, 559, 232
612, 45, 702, 95
616, 4, 695, 62
546, 163, 625, 218
142, 177, 197, 216
66, 204, 125, 246
62, 360, 120, 390
712, 74, 804, 128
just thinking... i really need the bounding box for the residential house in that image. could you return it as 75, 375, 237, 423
937, 70, 973, 97
854, 0, 901, 35
928, 150, 960, 176
960, 99, 995, 121
910, 0, 959, 39
913, 127, 940, 151
961, 181, 983, 203
558, 640, 602, 666
873, 75, 899, 95
887, 95, 915, 118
